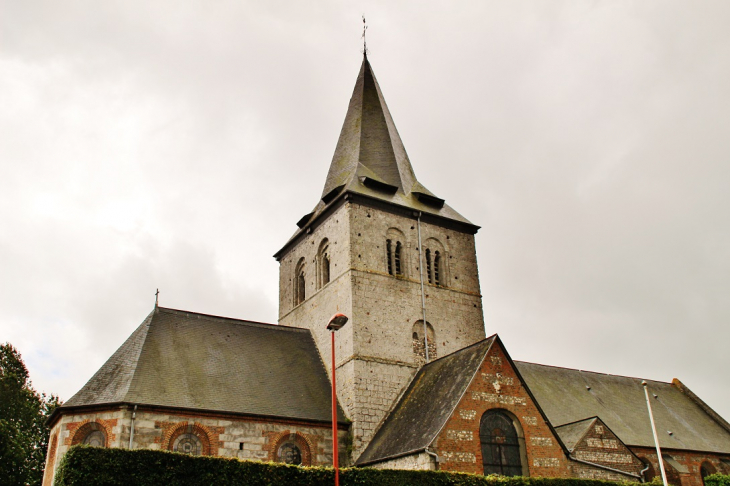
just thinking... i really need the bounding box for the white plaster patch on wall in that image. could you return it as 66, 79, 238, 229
534, 458, 561, 468
586, 438, 618, 449
459, 410, 477, 420
446, 430, 473, 441
471, 392, 526, 406
481, 373, 514, 385
594, 425, 604, 434
530, 437, 553, 447
441, 451, 477, 463
490, 356, 502, 366
574, 451, 634, 464
523, 416, 538, 426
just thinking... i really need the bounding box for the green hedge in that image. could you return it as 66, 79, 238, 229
706, 474, 730, 486
54, 446, 641, 486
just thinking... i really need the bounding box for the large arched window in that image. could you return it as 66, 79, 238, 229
294, 258, 306, 306
480, 410, 525, 477
318, 239, 330, 288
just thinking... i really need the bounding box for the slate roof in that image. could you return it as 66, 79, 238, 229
515, 361, 730, 454
553, 417, 597, 451
356, 337, 496, 465
276, 55, 477, 258
60, 307, 347, 424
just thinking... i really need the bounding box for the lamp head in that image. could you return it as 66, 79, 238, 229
327, 313, 348, 331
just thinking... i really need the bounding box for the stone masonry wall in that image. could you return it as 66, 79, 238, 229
370, 452, 435, 470
43, 407, 347, 486
278, 200, 487, 460
433, 340, 571, 477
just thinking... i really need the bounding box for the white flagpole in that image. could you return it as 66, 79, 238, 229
643, 380, 669, 486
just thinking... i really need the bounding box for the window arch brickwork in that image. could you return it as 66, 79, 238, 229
157, 421, 223, 456
267, 431, 313, 466
43, 433, 59, 486
66, 418, 116, 447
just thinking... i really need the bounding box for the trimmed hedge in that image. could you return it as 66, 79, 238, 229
54, 446, 641, 486
706, 474, 730, 486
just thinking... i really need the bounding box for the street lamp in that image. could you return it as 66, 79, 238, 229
327, 313, 348, 486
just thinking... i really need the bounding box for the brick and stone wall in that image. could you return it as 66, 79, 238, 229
432, 340, 571, 477
278, 200, 486, 458
567, 418, 643, 480
43, 407, 347, 486
631, 447, 730, 486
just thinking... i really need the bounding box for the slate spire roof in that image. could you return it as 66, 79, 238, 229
276, 55, 476, 258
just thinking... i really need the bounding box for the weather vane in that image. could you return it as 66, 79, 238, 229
362, 15, 368, 56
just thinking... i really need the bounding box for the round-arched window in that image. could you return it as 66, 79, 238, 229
83, 430, 106, 447
277, 441, 302, 465
72, 421, 107, 448
701, 461, 717, 485
173, 433, 203, 456
480, 410, 524, 477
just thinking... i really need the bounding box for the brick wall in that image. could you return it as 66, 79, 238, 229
433, 340, 571, 477
631, 447, 730, 486
568, 418, 643, 480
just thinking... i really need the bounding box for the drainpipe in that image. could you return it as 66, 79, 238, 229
128, 404, 137, 449
424, 446, 439, 471
640, 462, 651, 483
416, 212, 429, 362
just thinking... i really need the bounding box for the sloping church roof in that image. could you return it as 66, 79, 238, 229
276, 55, 477, 259
516, 361, 730, 454
58, 307, 347, 424
356, 337, 496, 465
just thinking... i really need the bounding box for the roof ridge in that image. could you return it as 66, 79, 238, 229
156, 307, 308, 333
514, 360, 671, 385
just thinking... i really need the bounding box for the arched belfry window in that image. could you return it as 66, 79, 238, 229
480, 410, 526, 477
294, 258, 306, 306
318, 239, 330, 289
423, 238, 447, 287
385, 228, 406, 277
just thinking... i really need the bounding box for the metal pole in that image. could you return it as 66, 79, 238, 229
416, 212, 429, 362
643, 381, 668, 486
331, 330, 339, 486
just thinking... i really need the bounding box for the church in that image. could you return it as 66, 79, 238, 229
43, 55, 730, 486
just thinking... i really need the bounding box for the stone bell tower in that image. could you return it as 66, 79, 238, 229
274, 54, 486, 458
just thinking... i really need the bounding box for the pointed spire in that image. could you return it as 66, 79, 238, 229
321, 56, 418, 199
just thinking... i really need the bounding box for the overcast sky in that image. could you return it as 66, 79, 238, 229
2, 1, 729, 422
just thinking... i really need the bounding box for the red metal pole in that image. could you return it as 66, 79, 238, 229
331, 330, 339, 486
